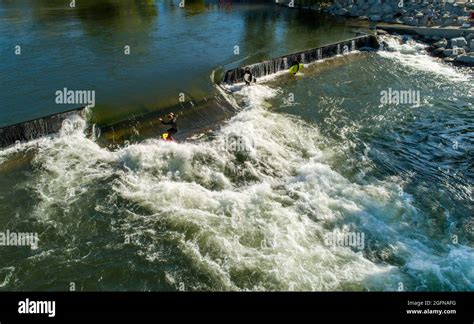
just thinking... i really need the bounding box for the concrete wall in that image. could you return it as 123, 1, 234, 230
0, 107, 86, 148
222, 34, 379, 84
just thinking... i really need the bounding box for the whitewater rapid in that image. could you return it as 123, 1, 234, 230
0, 81, 471, 291
0, 36, 472, 291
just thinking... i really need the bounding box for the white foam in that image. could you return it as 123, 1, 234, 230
14, 83, 473, 291
102, 85, 407, 290
378, 36, 471, 82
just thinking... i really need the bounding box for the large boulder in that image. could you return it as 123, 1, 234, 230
402, 16, 417, 26
381, 2, 393, 14
432, 18, 444, 26
450, 37, 468, 48
415, 12, 424, 19
418, 16, 430, 26
335, 8, 349, 16
454, 53, 474, 66
369, 3, 382, 14
443, 49, 455, 57
424, 7, 434, 13
445, 3, 458, 13
441, 16, 457, 27
433, 38, 448, 48
470, 39, 474, 51
326, 5, 338, 14
453, 18, 466, 27
349, 5, 361, 17
457, 16, 470, 27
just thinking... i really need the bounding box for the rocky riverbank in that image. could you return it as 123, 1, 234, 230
325, 0, 473, 26
279, 0, 474, 27
277, 0, 474, 66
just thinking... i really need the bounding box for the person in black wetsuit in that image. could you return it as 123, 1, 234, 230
244, 70, 253, 86
159, 112, 178, 140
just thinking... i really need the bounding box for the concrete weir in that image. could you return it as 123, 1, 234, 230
0, 107, 86, 148
222, 34, 379, 84
0, 36, 379, 149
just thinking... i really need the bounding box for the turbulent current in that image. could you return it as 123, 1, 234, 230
0, 37, 473, 291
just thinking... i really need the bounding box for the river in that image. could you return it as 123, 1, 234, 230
0, 0, 472, 291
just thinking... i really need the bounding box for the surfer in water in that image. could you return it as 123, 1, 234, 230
289, 59, 303, 75
159, 112, 178, 141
